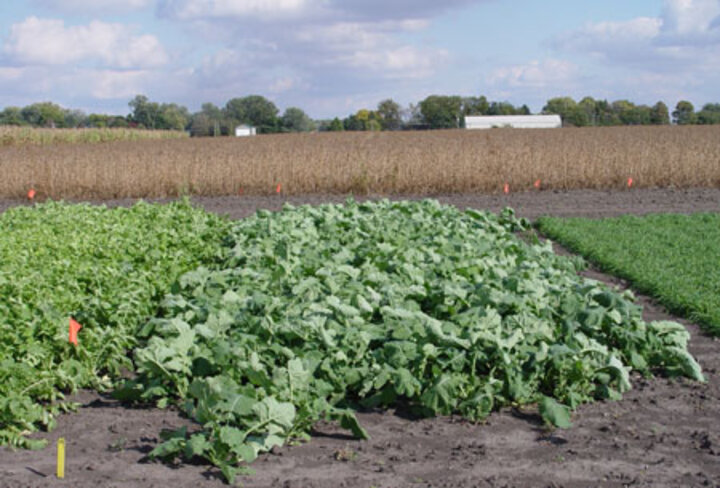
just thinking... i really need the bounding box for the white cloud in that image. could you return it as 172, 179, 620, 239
553, 17, 662, 62
158, 0, 314, 20
488, 59, 579, 88
268, 77, 296, 93
661, 0, 720, 35
0, 65, 159, 110
4, 17, 168, 68
83, 69, 156, 99
158, 0, 485, 21
553, 0, 720, 69
33, 0, 154, 13
290, 20, 445, 77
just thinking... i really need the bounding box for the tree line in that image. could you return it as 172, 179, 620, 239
1, 95, 719, 134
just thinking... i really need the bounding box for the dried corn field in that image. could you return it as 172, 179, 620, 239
1, 126, 719, 199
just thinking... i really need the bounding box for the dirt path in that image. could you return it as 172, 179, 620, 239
2, 187, 720, 220
2, 189, 720, 488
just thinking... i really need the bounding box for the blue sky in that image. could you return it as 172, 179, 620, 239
1, 0, 718, 118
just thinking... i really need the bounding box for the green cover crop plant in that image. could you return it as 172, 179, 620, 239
537, 213, 720, 334
119, 200, 703, 483
0, 200, 230, 448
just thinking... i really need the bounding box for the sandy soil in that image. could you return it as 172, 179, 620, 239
1, 188, 720, 488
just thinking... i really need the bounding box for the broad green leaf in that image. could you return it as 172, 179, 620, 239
539, 396, 572, 429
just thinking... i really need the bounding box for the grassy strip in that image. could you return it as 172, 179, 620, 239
0, 126, 188, 146
537, 213, 720, 335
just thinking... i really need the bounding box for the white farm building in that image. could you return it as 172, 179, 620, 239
464, 115, 562, 129
234, 124, 257, 137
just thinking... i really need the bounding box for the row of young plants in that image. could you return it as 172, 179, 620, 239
115, 200, 703, 483
537, 213, 720, 334
0, 200, 230, 448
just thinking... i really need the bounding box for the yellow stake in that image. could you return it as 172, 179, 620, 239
57, 438, 65, 479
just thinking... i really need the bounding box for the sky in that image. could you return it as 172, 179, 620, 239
0, 0, 719, 118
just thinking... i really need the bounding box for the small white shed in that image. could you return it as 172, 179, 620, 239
234, 124, 257, 137
464, 115, 562, 129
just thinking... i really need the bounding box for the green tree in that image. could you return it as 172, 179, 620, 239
461, 96, 489, 116
328, 117, 344, 131
543, 97, 578, 125
128, 95, 161, 129
200, 103, 227, 136
21, 102, 66, 127
419, 95, 462, 129
224, 95, 279, 133
108, 116, 129, 128
189, 113, 212, 137
158, 103, 190, 131
281, 107, 315, 132
343, 114, 363, 131
0, 107, 26, 126
697, 103, 720, 125
650, 101, 670, 125
578, 97, 598, 126
487, 101, 521, 116
63, 109, 87, 128
595, 99, 620, 126
672, 100, 696, 125
377, 99, 402, 130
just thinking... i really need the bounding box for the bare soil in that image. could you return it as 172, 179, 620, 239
2, 188, 720, 488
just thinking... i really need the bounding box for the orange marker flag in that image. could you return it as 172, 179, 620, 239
627, 177, 634, 188
69, 318, 82, 346
534, 179, 541, 190
276, 183, 282, 194
503, 183, 509, 194
27, 188, 36, 200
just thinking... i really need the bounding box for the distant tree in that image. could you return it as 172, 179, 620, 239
21, 102, 66, 127
403, 103, 425, 129
461, 96, 490, 116
128, 95, 161, 129
224, 95, 279, 133
88, 113, 110, 128
577, 97, 598, 125
649, 101, 670, 125
0, 106, 26, 126
376, 99, 402, 130
280, 107, 315, 132
108, 116, 129, 128
487, 101, 522, 116
672, 100, 696, 125
343, 114, 363, 131
189, 113, 212, 137
199, 103, 227, 136
696, 103, 720, 125
328, 117, 344, 131
595, 99, 620, 126
543, 97, 577, 125
419, 95, 462, 129
158, 103, 190, 131
612, 100, 649, 125
63, 109, 87, 128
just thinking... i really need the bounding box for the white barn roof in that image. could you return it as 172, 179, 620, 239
465, 115, 562, 129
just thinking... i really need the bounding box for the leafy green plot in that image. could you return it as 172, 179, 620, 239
0, 200, 230, 448
119, 200, 703, 483
537, 213, 720, 335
